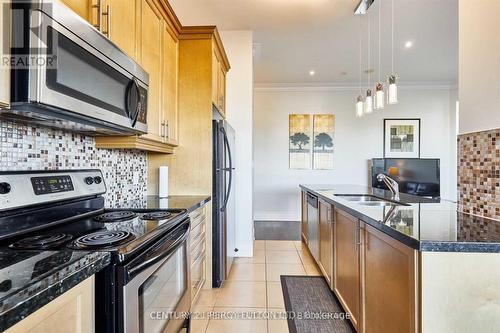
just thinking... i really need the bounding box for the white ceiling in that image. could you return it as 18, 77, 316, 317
169, 0, 458, 85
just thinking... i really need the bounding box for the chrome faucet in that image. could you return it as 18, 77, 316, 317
377, 173, 400, 201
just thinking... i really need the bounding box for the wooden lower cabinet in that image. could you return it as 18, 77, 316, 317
318, 199, 333, 287
301, 191, 308, 243
6, 276, 95, 333
333, 208, 362, 332
189, 205, 207, 304
363, 224, 417, 333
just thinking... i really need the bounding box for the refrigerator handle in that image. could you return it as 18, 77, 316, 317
220, 126, 233, 212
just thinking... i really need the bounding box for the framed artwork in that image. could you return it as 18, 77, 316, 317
313, 114, 335, 169
384, 119, 420, 158
289, 114, 311, 169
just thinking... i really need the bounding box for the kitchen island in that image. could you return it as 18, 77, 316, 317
300, 184, 500, 333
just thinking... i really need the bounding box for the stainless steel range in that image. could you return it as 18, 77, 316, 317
0, 170, 191, 333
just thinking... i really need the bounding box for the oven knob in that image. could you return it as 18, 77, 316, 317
0, 182, 11, 194
84, 177, 94, 185
93, 176, 102, 184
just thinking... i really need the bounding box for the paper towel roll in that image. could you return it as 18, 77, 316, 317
159, 166, 168, 198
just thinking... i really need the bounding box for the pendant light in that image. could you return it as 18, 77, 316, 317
374, 0, 385, 110
356, 16, 364, 117
387, 0, 398, 104
365, 15, 373, 114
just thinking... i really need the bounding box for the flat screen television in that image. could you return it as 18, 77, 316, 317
371, 158, 440, 198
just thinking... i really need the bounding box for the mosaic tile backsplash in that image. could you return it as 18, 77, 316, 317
458, 128, 500, 220
0, 121, 147, 206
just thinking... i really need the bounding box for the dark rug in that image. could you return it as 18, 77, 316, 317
280, 275, 355, 333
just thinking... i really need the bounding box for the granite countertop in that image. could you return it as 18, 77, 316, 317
120, 195, 211, 213
145, 195, 211, 213
0, 250, 110, 331
301, 184, 500, 253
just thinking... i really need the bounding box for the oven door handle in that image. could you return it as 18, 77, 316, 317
126, 222, 189, 280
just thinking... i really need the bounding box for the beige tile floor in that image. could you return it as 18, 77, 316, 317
190, 240, 322, 333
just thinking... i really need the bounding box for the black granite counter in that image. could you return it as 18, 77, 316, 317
301, 185, 500, 253
119, 195, 211, 214
0, 250, 110, 331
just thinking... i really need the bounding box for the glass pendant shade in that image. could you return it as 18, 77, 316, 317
387, 75, 398, 104
365, 90, 373, 114
356, 95, 364, 117
374, 83, 385, 110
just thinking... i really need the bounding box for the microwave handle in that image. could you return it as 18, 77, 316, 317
125, 78, 140, 126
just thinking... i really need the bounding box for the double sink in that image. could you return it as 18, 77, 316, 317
334, 194, 409, 207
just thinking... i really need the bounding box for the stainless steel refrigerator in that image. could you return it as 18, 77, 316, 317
212, 119, 237, 287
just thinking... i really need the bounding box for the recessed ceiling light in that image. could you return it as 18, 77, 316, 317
404, 41, 413, 49
309, 70, 315, 76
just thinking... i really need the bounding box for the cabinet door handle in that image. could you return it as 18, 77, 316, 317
102, 5, 111, 37
92, 0, 102, 31
161, 121, 166, 138
355, 220, 362, 251
165, 120, 169, 139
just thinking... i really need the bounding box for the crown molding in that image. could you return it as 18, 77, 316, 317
254, 81, 457, 92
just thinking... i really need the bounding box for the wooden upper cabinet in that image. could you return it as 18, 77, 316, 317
333, 208, 363, 332
364, 224, 417, 333
139, 0, 163, 143
102, 0, 138, 59
59, 0, 93, 23
211, 41, 228, 118
162, 23, 179, 145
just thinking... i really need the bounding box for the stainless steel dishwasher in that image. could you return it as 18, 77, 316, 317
306, 192, 320, 261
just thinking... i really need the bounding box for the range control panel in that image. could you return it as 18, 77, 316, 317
31, 175, 74, 195
0, 170, 106, 212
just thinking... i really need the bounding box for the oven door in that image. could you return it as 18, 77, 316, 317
26, 5, 148, 133
121, 219, 191, 333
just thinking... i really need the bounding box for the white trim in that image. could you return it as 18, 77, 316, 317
254, 81, 457, 92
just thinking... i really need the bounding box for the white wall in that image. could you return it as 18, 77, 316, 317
220, 31, 254, 256
459, 0, 500, 134
254, 86, 457, 221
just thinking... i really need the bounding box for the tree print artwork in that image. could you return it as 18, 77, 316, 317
314, 132, 333, 151
313, 115, 335, 169
290, 132, 310, 150
289, 114, 311, 169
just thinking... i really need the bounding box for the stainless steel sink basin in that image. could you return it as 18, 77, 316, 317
334, 194, 407, 207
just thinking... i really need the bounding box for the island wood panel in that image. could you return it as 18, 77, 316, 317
318, 198, 333, 287
333, 208, 363, 332
5, 276, 95, 333
301, 191, 308, 243
363, 224, 418, 333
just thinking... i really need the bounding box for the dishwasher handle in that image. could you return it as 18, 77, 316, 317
306, 193, 318, 208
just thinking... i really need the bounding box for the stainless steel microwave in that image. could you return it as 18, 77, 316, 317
5, 0, 149, 135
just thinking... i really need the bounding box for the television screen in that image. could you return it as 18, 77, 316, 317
372, 158, 440, 198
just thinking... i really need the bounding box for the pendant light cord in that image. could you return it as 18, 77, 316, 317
368, 15, 371, 88
378, 0, 382, 83
391, 0, 394, 74
359, 16, 362, 95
